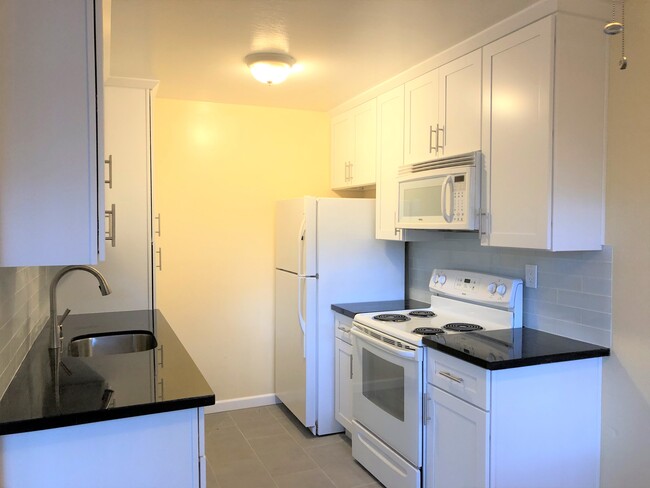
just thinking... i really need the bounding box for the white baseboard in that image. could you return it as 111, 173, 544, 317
204, 394, 280, 414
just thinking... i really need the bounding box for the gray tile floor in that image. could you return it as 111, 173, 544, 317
204, 404, 382, 488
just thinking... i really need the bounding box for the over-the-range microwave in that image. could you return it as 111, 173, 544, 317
396, 151, 481, 231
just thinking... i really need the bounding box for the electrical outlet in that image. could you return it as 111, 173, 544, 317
525, 264, 538, 288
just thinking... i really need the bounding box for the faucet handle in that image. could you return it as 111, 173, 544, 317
60, 308, 71, 325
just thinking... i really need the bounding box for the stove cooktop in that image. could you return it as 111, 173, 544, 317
354, 301, 515, 346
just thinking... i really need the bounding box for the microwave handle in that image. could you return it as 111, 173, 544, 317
441, 175, 454, 223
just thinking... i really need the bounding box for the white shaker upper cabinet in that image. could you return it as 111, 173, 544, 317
375, 85, 406, 241
0, 0, 104, 266
481, 14, 606, 251
438, 50, 482, 158
404, 70, 439, 166
56, 83, 156, 313
330, 99, 377, 190
404, 50, 481, 166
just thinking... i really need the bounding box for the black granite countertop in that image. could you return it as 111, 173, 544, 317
423, 327, 610, 370
331, 299, 430, 319
0, 310, 215, 436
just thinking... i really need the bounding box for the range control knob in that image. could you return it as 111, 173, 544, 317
438, 274, 447, 285
432, 273, 439, 284
496, 284, 507, 296
487, 282, 497, 294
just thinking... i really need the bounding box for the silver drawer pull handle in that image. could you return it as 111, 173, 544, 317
156, 248, 162, 271
337, 326, 349, 332
155, 213, 161, 236
105, 155, 113, 188
439, 371, 464, 383
105, 204, 116, 247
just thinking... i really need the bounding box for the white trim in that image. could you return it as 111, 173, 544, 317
204, 394, 280, 414
105, 76, 159, 90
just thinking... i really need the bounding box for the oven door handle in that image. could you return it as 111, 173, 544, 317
351, 328, 416, 360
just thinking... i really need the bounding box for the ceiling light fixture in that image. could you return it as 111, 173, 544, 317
245, 52, 296, 85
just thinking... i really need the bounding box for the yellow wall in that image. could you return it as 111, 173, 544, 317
601, 0, 650, 485
153, 98, 336, 403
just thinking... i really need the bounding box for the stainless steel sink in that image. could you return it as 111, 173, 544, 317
68, 330, 157, 357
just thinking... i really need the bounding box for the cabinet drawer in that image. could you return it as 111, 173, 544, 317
427, 349, 490, 410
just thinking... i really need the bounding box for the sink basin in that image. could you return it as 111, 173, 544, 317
68, 330, 157, 357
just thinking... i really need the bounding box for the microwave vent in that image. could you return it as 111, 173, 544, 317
399, 151, 481, 175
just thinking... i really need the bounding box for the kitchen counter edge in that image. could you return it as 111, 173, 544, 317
423, 327, 610, 370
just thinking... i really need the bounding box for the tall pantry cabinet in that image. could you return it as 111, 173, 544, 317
0, 0, 104, 266
57, 80, 158, 312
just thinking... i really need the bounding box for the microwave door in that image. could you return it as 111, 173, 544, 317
398, 175, 447, 228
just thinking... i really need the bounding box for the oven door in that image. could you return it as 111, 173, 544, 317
351, 326, 423, 467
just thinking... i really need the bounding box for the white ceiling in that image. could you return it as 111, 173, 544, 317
109, 0, 541, 111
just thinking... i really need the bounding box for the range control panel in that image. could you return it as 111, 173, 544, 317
429, 268, 523, 309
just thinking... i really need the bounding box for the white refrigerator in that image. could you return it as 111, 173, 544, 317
275, 197, 405, 435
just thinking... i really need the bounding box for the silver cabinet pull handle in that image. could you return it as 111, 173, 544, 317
349, 354, 353, 380
157, 344, 164, 367
155, 213, 161, 236
156, 248, 162, 270
439, 371, 464, 383
105, 155, 113, 188
157, 377, 164, 400
437, 124, 445, 152
105, 204, 116, 247
429, 125, 436, 153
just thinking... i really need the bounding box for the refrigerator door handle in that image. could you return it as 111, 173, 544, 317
297, 217, 306, 277
297, 276, 306, 358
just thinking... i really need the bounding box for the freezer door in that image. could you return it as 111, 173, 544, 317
275, 269, 317, 430
275, 197, 316, 276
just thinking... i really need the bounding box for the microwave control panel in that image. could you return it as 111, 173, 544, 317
452, 176, 466, 223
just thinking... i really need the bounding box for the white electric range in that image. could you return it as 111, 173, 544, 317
350, 269, 523, 488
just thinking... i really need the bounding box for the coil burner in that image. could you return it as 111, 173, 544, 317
443, 323, 484, 332
408, 310, 436, 318
373, 314, 411, 322
412, 327, 445, 335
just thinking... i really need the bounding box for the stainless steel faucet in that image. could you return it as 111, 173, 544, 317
49, 265, 111, 349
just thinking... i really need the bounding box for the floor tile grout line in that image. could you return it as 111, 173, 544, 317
233, 413, 282, 488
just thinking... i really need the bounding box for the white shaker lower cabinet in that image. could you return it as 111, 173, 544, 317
425, 349, 603, 488
0, 408, 206, 488
334, 313, 354, 431
57, 81, 157, 312
481, 14, 607, 251
0, 0, 104, 266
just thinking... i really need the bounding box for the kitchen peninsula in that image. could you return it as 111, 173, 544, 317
0, 310, 214, 488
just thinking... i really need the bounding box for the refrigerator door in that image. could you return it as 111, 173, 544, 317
314, 198, 406, 435
274, 268, 317, 431
275, 197, 316, 276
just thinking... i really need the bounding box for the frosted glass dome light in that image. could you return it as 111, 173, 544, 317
245, 52, 296, 85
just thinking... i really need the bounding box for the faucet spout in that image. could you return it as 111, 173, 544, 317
49, 265, 112, 349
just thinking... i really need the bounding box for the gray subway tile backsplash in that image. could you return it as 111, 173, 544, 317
407, 235, 612, 347
0, 267, 51, 399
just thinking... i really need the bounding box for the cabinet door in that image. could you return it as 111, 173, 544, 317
425, 385, 489, 488
56, 84, 154, 313
0, 0, 104, 266
376, 86, 405, 240
481, 17, 554, 249
404, 70, 439, 165
350, 99, 377, 187
335, 337, 353, 431
438, 50, 482, 157
331, 113, 353, 189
